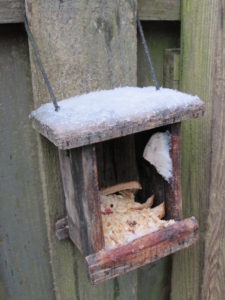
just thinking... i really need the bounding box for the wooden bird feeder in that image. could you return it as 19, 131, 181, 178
30, 86, 205, 284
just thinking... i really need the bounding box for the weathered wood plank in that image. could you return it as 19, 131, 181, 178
59, 145, 104, 255
0, 0, 180, 24
163, 50, 182, 221
165, 123, 182, 220
138, 0, 180, 21
171, 1, 220, 299
0, 24, 54, 300
26, 0, 137, 298
200, 1, 225, 299
86, 217, 198, 285
163, 49, 180, 89
0, 0, 24, 23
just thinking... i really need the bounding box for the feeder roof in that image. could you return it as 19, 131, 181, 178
30, 86, 205, 149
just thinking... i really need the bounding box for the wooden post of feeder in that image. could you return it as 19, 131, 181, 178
165, 122, 182, 220
163, 49, 182, 221
58, 146, 104, 255
25, 0, 137, 297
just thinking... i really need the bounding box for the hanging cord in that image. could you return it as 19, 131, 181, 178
24, 15, 60, 111
137, 16, 160, 90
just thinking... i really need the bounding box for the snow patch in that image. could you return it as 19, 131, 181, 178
29, 86, 202, 135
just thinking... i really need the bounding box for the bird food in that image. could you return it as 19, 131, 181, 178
100, 182, 175, 249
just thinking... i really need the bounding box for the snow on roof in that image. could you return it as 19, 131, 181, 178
30, 86, 205, 149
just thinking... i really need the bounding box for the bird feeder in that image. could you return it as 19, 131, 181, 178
30, 86, 205, 284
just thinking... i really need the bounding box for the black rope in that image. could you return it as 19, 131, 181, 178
137, 16, 160, 90
24, 15, 60, 111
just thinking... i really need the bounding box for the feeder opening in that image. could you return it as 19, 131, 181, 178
96, 125, 176, 250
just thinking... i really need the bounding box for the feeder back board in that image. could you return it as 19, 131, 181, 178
30, 86, 205, 284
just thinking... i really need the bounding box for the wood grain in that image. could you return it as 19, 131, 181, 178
138, 0, 180, 20
201, 1, 225, 299
171, 1, 221, 300
26, 0, 137, 298
0, 25, 54, 300
0, 0, 24, 23
163, 49, 180, 90
86, 217, 198, 285
96, 135, 139, 190
165, 123, 182, 220
0, 0, 180, 24
59, 145, 104, 255
163, 51, 182, 220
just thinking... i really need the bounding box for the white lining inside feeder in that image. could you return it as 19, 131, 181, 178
143, 131, 173, 182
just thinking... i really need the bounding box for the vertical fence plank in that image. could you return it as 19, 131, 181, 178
201, 1, 225, 299
25, 0, 137, 299
0, 25, 54, 300
170, 1, 223, 299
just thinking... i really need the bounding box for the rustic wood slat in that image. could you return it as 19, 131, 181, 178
165, 123, 182, 220
0, 0, 24, 23
201, 1, 225, 298
138, 0, 180, 21
163, 49, 180, 90
171, 1, 222, 300
86, 217, 198, 285
0, 25, 54, 299
59, 145, 104, 256
0, 0, 180, 24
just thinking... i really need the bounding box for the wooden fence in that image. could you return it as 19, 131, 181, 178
0, 1, 224, 299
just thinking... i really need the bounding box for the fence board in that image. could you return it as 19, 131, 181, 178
0, 24, 54, 300
138, 0, 180, 20
0, 1, 24, 23
0, 0, 181, 24
170, 1, 225, 299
